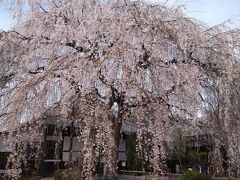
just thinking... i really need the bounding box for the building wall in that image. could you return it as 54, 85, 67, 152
0, 138, 7, 152
0, 138, 9, 171
62, 136, 83, 161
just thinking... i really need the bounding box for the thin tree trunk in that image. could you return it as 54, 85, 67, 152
103, 116, 122, 176
69, 122, 74, 164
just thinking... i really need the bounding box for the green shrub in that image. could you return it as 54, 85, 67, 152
180, 170, 212, 180
54, 169, 63, 180
62, 168, 82, 180
195, 173, 212, 180
228, 177, 237, 180
20, 176, 41, 180
29, 176, 42, 180
180, 170, 199, 180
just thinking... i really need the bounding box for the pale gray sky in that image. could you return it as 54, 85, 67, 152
0, 4, 12, 30
0, 0, 240, 30
148, 0, 240, 28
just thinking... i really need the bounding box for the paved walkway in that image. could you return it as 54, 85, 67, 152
95, 175, 179, 180
41, 175, 179, 180
40, 175, 237, 180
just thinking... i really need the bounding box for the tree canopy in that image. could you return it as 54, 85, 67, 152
0, 0, 240, 178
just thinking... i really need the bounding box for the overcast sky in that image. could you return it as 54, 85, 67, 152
0, 0, 240, 30
147, 0, 240, 28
